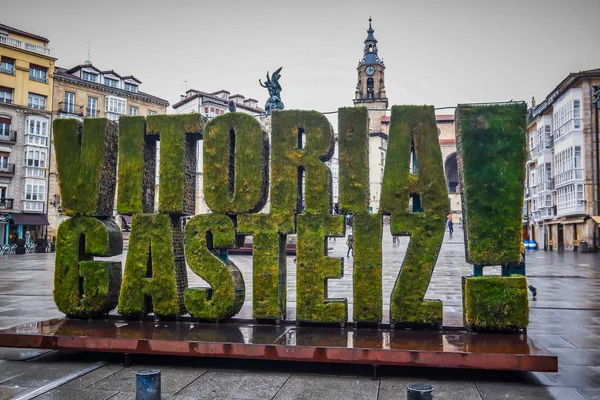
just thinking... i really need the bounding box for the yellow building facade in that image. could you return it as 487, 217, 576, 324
0, 23, 56, 245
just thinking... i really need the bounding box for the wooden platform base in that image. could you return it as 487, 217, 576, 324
0, 318, 557, 372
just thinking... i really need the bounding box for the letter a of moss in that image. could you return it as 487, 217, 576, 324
380, 106, 449, 327
203, 113, 269, 214
463, 276, 529, 331
147, 114, 204, 215
271, 110, 335, 231
238, 214, 289, 320
456, 103, 527, 265
117, 116, 157, 214
54, 217, 123, 317
53, 118, 118, 216
118, 214, 187, 318
338, 107, 382, 323
184, 214, 245, 321
296, 213, 347, 323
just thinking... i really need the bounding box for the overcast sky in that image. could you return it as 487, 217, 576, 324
3, 0, 599, 122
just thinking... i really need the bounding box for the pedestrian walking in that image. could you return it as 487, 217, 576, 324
447, 214, 454, 236
346, 234, 354, 257
521, 243, 538, 298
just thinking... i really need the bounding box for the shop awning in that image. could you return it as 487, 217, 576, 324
11, 213, 49, 226
562, 218, 585, 225
592, 216, 600, 224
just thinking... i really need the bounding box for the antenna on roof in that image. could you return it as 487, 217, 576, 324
183, 80, 187, 92
87, 42, 91, 62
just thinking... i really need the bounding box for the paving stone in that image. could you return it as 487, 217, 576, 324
0, 348, 50, 361
378, 378, 481, 400
93, 365, 205, 395
578, 387, 600, 400
0, 385, 28, 400
0, 360, 42, 384
178, 370, 290, 399
1, 361, 93, 387
32, 388, 119, 400
476, 383, 586, 400
61, 363, 125, 390
272, 374, 378, 400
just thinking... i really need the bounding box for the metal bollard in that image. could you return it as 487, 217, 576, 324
407, 383, 434, 400
136, 369, 161, 400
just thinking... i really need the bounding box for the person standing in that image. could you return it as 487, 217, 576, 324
447, 214, 454, 236
346, 234, 354, 257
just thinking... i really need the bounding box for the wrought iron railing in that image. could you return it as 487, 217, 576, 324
58, 102, 84, 116
0, 163, 15, 175
0, 198, 13, 210
0, 130, 17, 143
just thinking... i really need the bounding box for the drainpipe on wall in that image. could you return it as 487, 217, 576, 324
589, 78, 598, 252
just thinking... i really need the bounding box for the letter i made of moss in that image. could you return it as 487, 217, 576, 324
463, 275, 529, 331
380, 106, 449, 327
184, 214, 245, 321
117, 116, 157, 214
53, 118, 118, 216
238, 214, 291, 320
118, 214, 187, 319
270, 110, 335, 229
146, 114, 204, 215
338, 107, 382, 323
455, 103, 527, 266
54, 217, 123, 318
296, 213, 347, 323
203, 113, 269, 214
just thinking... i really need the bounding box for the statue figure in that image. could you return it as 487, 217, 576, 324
259, 67, 284, 115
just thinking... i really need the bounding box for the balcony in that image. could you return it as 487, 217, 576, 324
0, 34, 53, 57
27, 103, 46, 111
0, 198, 13, 210
58, 102, 84, 116
0, 163, 15, 176
21, 200, 44, 213
0, 98, 13, 105
86, 107, 99, 118
0, 130, 17, 144
555, 169, 584, 187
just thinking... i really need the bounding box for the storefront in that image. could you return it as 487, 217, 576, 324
0, 213, 8, 244
5, 213, 49, 244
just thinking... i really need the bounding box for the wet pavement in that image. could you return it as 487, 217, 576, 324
0, 225, 599, 399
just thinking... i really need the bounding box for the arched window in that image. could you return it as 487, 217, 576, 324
367, 78, 374, 99
445, 153, 458, 193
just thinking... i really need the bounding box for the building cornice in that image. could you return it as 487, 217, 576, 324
54, 72, 169, 107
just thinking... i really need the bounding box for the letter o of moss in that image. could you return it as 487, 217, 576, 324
203, 113, 269, 214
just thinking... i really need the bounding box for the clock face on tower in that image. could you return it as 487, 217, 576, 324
365, 66, 375, 76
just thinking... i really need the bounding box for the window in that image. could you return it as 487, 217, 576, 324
148, 110, 157, 116
204, 107, 209, 115
26, 117, 48, 147
129, 106, 138, 116
556, 184, 585, 212
24, 150, 46, 168
28, 93, 46, 110
124, 83, 138, 92
553, 98, 582, 141
210, 107, 215, 117
87, 97, 98, 117
0, 87, 13, 104
104, 77, 118, 87
0, 117, 11, 137
82, 71, 97, 82
24, 179, 45, 201
106, 97, 126, 115
29, 65, 48, 83
0, 57, 14, 75
381, 151, 384, 165
0, 154, 8, 170
64, 92, 75, 113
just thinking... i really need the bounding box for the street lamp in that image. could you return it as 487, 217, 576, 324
593, 84, 600, 252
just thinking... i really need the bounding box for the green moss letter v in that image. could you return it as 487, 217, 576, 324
53, 118, 118, 216
380, 106, 449, 327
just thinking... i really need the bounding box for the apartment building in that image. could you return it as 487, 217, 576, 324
48, 61, 169, 235
525, 69, 600, 251
0, 23, 55, 245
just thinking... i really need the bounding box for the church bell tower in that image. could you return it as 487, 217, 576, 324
353, 18, 388, 133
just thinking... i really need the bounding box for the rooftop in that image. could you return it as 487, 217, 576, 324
0, 23, 53, 58
0, 22, 49, 43
54, 66, 169, 106
173, 89, 264, 113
